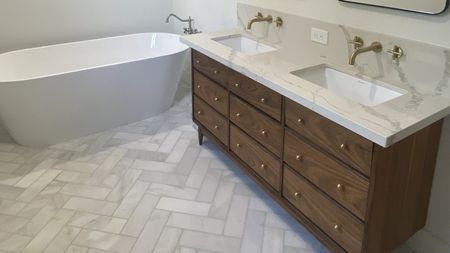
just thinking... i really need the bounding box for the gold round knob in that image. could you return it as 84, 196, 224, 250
260, 98, 266, 103
294, 192, 301, 198
261, 130, 267, 136
214, 125, 219, 130
236, 143, 241, 148
296, 154, 302, 161
340, 144, 347, 149
197, 85, 201, 89
337, 184, 344, 191
235, 113, 241, 117
235, 83, 240, 88
197, 111, 202, 115
297, 118, 303, 124
214, 97, 219, 102
260, 164, 266, 169
333, 224, 341, 231
195, 60, 200, 64
214, 70, 219, 74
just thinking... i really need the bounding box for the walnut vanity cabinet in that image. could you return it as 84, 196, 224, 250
191, 50, 443, 253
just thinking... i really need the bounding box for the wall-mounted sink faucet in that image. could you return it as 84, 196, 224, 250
166, 13, 200, 34
349, 39, 383, 65
247, 12, 273, 30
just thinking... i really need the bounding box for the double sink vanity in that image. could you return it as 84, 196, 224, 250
181, 5, 450, 253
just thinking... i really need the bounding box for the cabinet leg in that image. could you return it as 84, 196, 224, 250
198, 129, 204, 146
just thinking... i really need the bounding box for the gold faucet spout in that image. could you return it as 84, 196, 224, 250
349, 41, 382, 65
247, 12, 273, 30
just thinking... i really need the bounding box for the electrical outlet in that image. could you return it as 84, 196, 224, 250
311, 28, 329, 45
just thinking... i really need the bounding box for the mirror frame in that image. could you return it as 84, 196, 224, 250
339, 0, 449, 15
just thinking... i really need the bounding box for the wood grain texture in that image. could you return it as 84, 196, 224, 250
230, 94, 283, 157
283, 166, 364, 253
192, 50, 229, 87
228, 68, 282, 121
230, 124, 282, 191
193, 96, 228, 145
193, 70, 229, 116
284, 129, 369, 220
363, 120, 443, 253
285, 98, 373, 177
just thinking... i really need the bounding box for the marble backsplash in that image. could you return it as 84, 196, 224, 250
237, 3, 450, 100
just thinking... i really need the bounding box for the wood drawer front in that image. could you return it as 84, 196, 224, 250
284, 130, 369, 220
192, 51, 228, 87
230, 124, 281, 191
283, 166, 364, 253
285, 99, 373, 176
193, 70, 229, 116
228, 69, 282, 121
193, 96, 228, 145
230, 95, 283, 157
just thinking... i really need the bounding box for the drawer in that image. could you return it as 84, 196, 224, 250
283, 166, 364, 253
284, 130, 369, 220
228, 69, 282, 121
230, 124, 281, 191
230, 95, 283, 157
285, 98, 373, 176
192, 50, 229, 87
193, 96, 228, 145
193, 70, 229, 116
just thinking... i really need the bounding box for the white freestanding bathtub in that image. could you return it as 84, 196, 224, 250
0, 33, 189, 147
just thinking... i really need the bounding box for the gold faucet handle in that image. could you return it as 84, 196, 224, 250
349, 36, 364, 49
387, 45, 404, 60
256, 12, 264, 18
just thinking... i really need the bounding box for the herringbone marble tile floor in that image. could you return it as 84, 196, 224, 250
0, 94, 413, 253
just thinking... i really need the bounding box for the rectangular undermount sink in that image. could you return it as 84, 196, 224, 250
213, 35, 277, 55
291, 65, 407, 107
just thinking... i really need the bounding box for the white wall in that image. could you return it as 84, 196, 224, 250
171, 0, 237, 34
236, 1, 450, 252
238, 0, 450, 48
0, 0, 173, 53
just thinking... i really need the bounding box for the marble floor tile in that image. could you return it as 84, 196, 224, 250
0, 94, 415, 253
156, 197, 210, 216
73, 230, 136, 253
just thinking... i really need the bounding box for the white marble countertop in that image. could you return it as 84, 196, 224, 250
181, 29, 450, 147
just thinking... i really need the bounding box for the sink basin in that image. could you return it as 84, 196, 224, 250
291, 65, 406, 106
213, 35, 277, 55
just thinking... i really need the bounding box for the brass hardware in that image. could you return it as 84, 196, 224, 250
333, 224, 341, 231
296, 154, 303, 161
197, 111, 202, 115
197, 85, 201, 89
236, 143, 241, 148
275, 17, 283, 27
213, 70, 219, 74
214, 125, 219, 130
387, 45, 404, 60
235, 113, 241, 117
235, 83, 240, 88
340, 143, 346, 149
214, 97, 219, 102
261, 163, 266, 169
337, 184, 344, 191
260, 98, 266, 103
349, 36, 364, 49
294, 192, 301, 198
297, 118, 304, 124
261, 130, 267, 136
349, 41, 382, 65
247, 12, 273, 30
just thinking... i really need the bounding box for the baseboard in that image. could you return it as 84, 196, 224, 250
407, 229, 450, 253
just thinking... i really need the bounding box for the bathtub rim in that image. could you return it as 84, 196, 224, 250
0, 32, 189, 83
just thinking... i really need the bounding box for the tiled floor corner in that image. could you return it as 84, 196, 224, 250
0, 93, 340, 253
